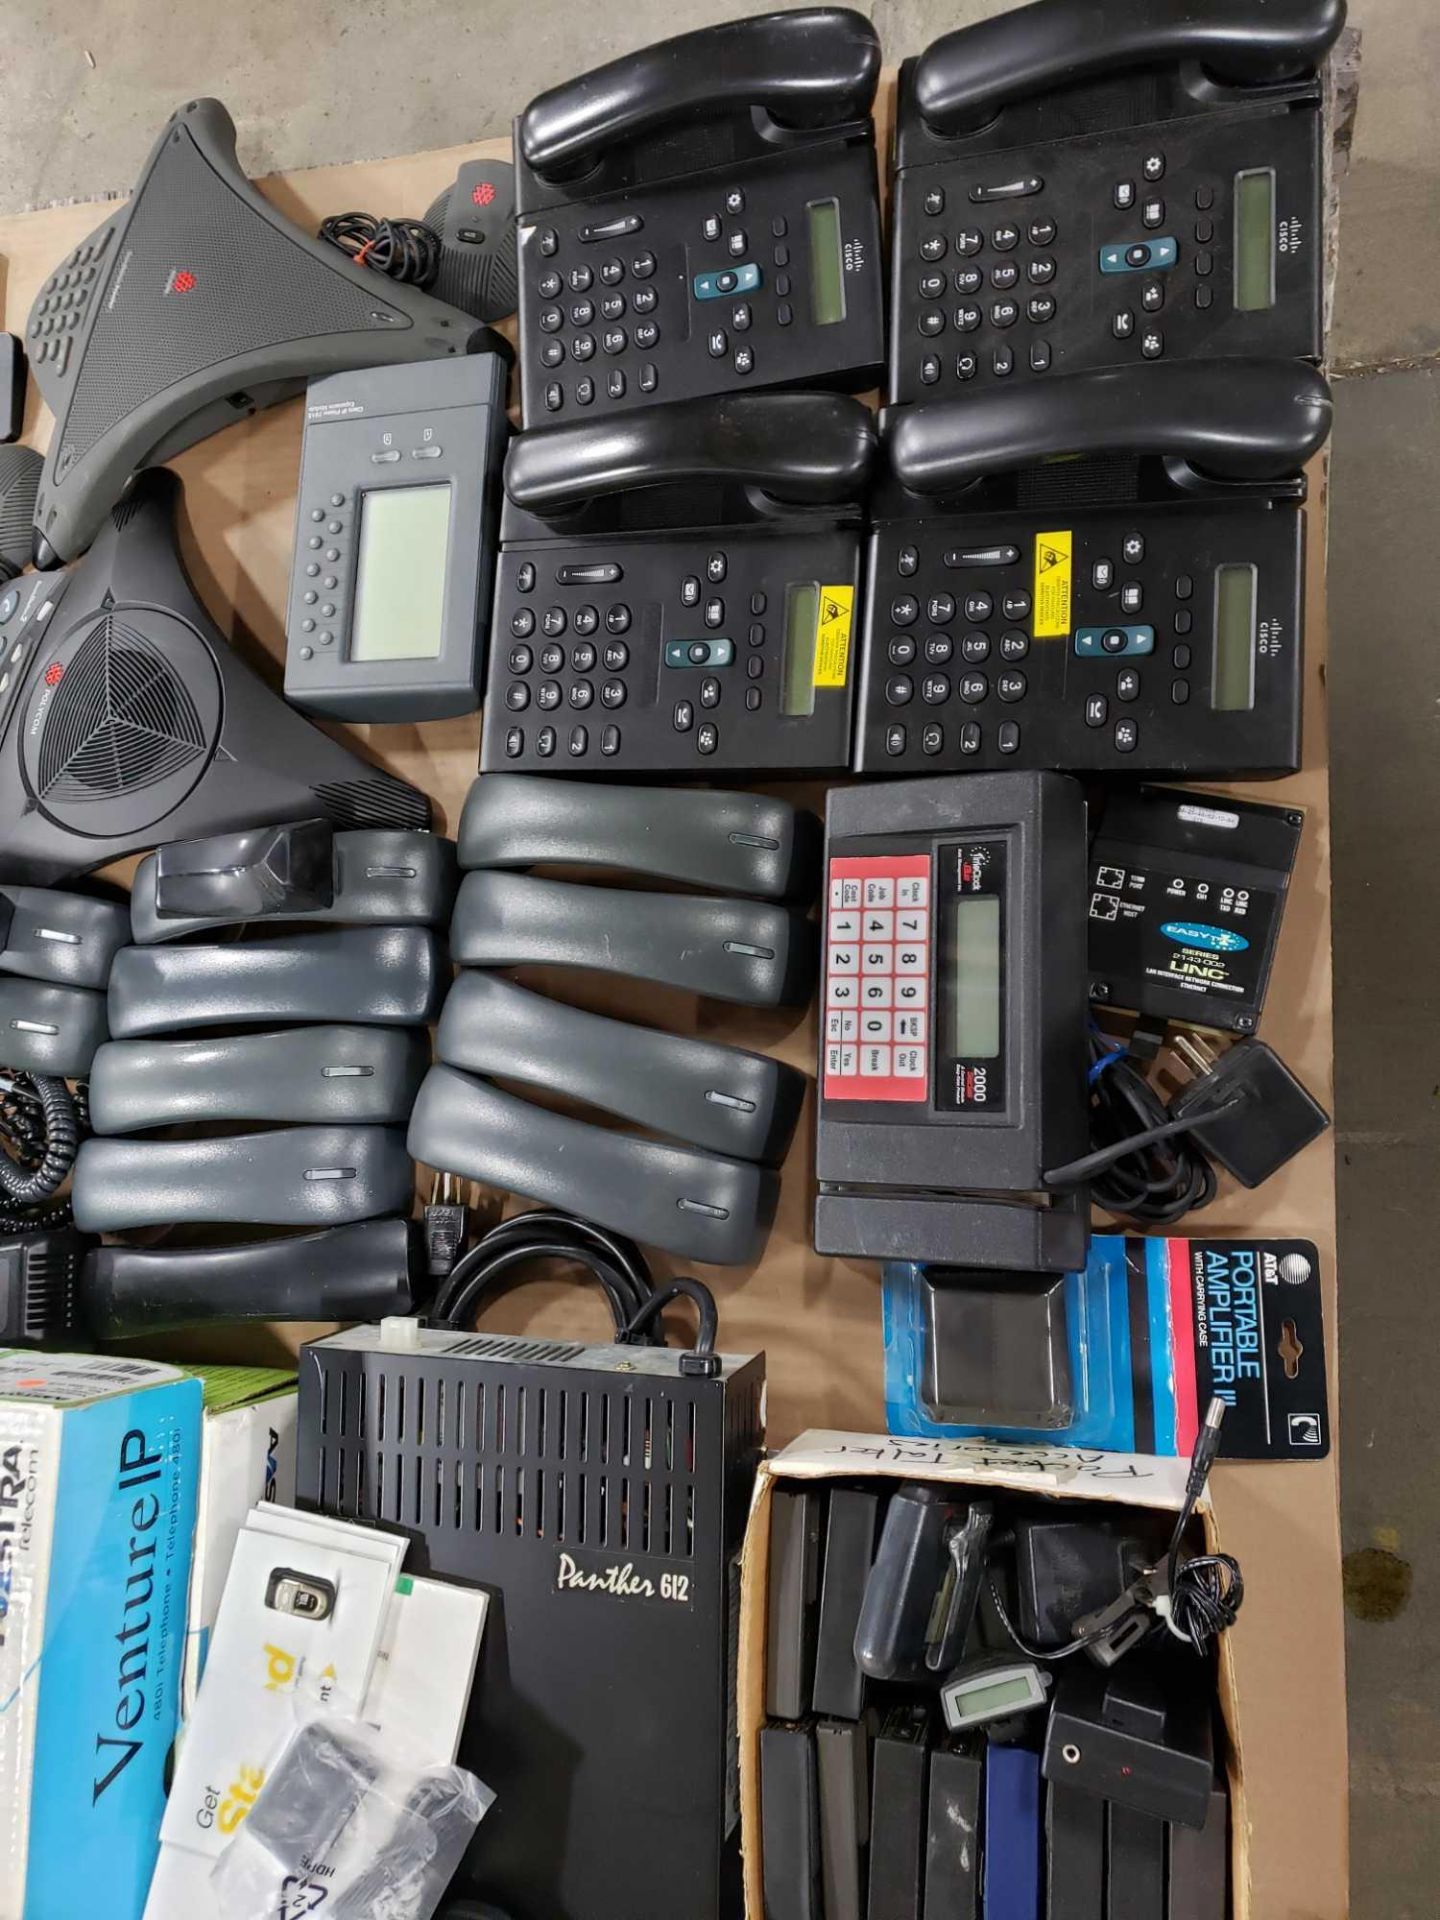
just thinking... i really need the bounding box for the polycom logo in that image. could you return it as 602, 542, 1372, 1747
471, 182, 496, 207
165, 268, 197, 296
43, 662, 63, 688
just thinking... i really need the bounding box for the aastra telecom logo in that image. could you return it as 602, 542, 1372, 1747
471, 181, 497, 207
164, 267, 197, 296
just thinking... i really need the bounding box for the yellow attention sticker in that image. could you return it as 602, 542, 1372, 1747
814, 584, 855, 688
1033, 530, 1073, 638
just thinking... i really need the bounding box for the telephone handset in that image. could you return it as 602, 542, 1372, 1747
481, 391, 876, 776
856, 358, 1331, 778
889, 0, 1346, 404
514, 9, 885, 426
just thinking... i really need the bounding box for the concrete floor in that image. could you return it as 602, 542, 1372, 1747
2, 0, 1437, 1909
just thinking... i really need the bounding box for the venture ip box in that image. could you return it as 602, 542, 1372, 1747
0, 1352, 202, 1920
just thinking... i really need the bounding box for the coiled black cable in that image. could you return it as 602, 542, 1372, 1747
317, 211, 441, 287
0, 1072, 83, 1227
1044, 1032, 1225, 1226
428, 1209, 718, 1361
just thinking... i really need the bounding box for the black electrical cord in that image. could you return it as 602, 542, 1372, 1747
1162, 1398, 1245, 1652
317, 211, 441, 287
0, 1072, 84, 1228
987, 1400, 1242, 1664
428, 1209, 718, 1361
1043, 1032, 1238, 1225
620, 1278, 719, 1360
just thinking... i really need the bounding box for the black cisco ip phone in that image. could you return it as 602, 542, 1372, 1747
889, 0, 1346, 404
481, 392, 875, 775
856, 358, 1332, 778
513, 8, 885, 425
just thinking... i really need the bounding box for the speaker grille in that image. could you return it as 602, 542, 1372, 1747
62, 122, 412, 468
310, 775, 431, 830
35, 612, 207, 803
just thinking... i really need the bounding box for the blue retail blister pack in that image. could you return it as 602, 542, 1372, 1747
883, 1235, 1329, 1461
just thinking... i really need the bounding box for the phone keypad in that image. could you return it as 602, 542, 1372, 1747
913, 202, 1061, 389
27, 224, 114, 379
488, 534, 859, 775
856, 503, 1297, 779
824, 857, 931, 1102
518, 140, 885, 424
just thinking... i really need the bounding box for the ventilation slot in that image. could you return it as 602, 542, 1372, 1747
445, 1333, 586, 1365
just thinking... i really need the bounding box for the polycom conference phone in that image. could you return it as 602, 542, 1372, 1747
889, 0, 1346, 403
0, 471, 427, 883
26, 96, 495, 562
856, 358, 1331, 778
481, 392, 875, 775
513, 9, 885, 425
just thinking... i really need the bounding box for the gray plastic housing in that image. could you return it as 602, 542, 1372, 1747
83, 1218, 419, 1336
0, 886, 129, 987
451, 871, 815, 1007
72, 1125, 414, 1231
407, 1064, 776, 1266
89, 1026, 430, 1133
283, 354, 510, 721
457, 775, 820, 901
131, 827, 457, 940
436, 971, 804, 1164
0, 979, 109, 1077
107, 927, 445, 1036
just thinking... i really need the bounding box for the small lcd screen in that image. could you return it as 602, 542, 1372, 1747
1211, 563, 1257, 712
781, 581, 819, 716
951, 895, 1001, 1059
1233, 168, 1276, 311
954, 1673, 1038, 1719
351, 484, 450, 662
806, 198, 846, 327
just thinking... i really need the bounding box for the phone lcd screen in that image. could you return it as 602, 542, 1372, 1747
806, 198, 846, 327
952, 1672, 1040, 1721
781, 582, 819, 716
951, 895, 1001, 1058
1211, 563, 1257, 711
351, 485, 450, 662
1233, 168, 1276, 311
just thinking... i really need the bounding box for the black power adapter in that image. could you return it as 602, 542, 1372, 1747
1047, 1034, 1330, 1222
1170, 1036, 1330, 1186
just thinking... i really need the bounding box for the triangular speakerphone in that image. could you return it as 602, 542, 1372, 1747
0, 470, 427, 883
26, 97, 495, 563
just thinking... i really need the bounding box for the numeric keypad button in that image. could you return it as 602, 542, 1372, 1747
604, 640, 630, 671
572, 606, 599, 637
605, 604, 632, 634
537, 680, 562, 711
999, 630, 1029, 662
959, 671, 989, 704
571, 641, 597, 672
922, 674, 950, 705
892, 594, 919, 626
961, 632, 990, 664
